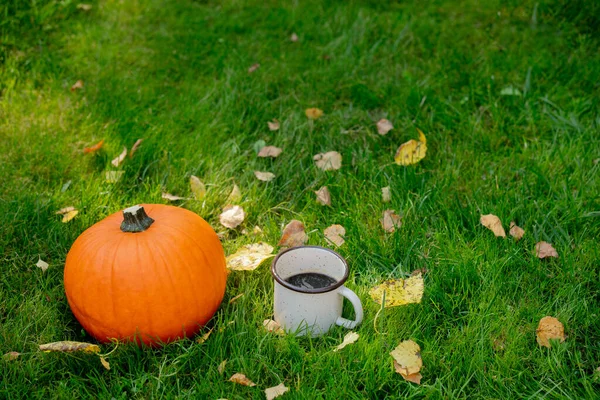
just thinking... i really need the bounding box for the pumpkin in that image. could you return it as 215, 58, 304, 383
64, 204, 227, 345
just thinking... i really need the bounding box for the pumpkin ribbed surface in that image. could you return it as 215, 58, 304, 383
64, 204, 227, 345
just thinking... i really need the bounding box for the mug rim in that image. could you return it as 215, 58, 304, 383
271, 245, 349, 294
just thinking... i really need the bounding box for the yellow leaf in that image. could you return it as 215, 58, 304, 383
228, 183, 242, 202
536, 316, 565, 347
39, 341, 100, 353
334, 331, 359, 352
393, 361, 422, 384
196, 328, 213, 344
226, 243, 274, 271
100, 357, 110, 370
265, 383, 289, 400
390, 340, 422, 377
190, 175, 207, 199
229, 373, 256, 387
305, 108, 323, 119
218, 359, 227, 374
394, 129, 427, 165
369, 273, 424, 307
480, 214, 506, 237
62, 210, 78, 223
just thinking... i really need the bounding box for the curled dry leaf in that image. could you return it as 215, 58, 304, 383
226, 242, 274, 271
56, 206, 78, 223
324, 224, 345, 247
390, 340, 422, 384
3, 351, 20, 361
218, 360, 227, 374
254, 171, 276, 182
105, 171, 124, 183
111, 147, 127, 167
265, 383, 289, 400
305, 108, 323, 120
162, 192, 187, 201
229, 373, 256, 387
509, 221, 525, 240
290, 32, 299, 42
228, 293, 244, 304
83, 139, 104, 154
228, 183, 242, 202
39, 341, 100, 353
394, 129, 427, 166
535, 241, 558, 259
536, 316, 565, 347
100, 357, 110, 370
382, 186, 391, 203
394, 361, 422, 384
480, 214, 506, 237
314, 151, 342, 171
377, 119, 394, 135
36, 258, 49, 272
278, 220, 308, 248
268, 119, 280, 131
263, 319, 285, 335
380, 209, 402, 233
129, 139, 143, 157
248, 63, 260, 73
258, 146, 283, 158
220, 205, 245, 229
334, 331, 359, 352
70, 80, 84, 92
315, 186, 331, 206
196, 328, 213, 344
190, 175, 207, 199
369, 273, 424, 307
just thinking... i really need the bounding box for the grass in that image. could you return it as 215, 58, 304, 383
1, 0, 600, 398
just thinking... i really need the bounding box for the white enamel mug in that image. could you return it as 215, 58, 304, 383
271, 246, 363, 337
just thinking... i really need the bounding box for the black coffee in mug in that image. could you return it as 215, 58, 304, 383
285, 272, 337, 290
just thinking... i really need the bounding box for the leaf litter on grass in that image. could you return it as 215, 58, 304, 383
390, 340, 423, 384
380, 210, 402, 233
314, 151, 342, 171
314, 186, 331, 205
226, 243, 274, 271
324, 224, 345, 247
480, 214, 506, 237
229, 373, 256, 387
190, 175, 206, 199
278, 220, 308, 249
369, 273, 424, 307
334, 332, 359, 352
265, 383, 289, 400
536, 316, 565, 347
394, 129, 427, 165
220, 205, 245, 229
535, 241, 558, 259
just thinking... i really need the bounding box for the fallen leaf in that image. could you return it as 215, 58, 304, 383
334, 331, 359, 352
305, 108, 323, 120
105, 171, 124, 183
61, 210, 78, 223
162, 192, 188, 201
100, 357, 110, 370
500, 86, 522, 96
382, 186, 391, 203
77, 4, 92, 11
268, 120, 280, 131
228, 184, 242, 202
263, 319, 285, 335
3, 352, 20, 361
70, 80, 84, 92
226, 243, 274, 271
253, 225, 263, 235
253, 139, 267, 154
290, 32, 299, 42
61, 180, 72, 192
248, 63, 260, 73
377, 119, 394, 135
369, 273, 424, 307
535, 242, 558, 259
129, 139, 143, 157
315, 186, 331, 206
218, 360, 227, 374
56, 206, 76, 215
83, 139, 104, 154
220, 205, 245, 229
394, 129, 427, 166
258, 146, 283, 158
111, 147, 127, 167
265, 383, 289, 400
190, 175, 207, 199
324, 224, 345, 247
254, 171, 276, 182
480, 214, 506, 237
229, 293, 244, 304
536, 316, 565, 347
196, 328, 213, 344
390, 340, 422, 383
36, 258, 49, 272
278, 220, 308, 248
509, 221, 525, 240
314, 151, 342, 171
393, 361, 422, 384
39, 341, 100, 353
229, 373, 256, 387
380, 209, 402, 233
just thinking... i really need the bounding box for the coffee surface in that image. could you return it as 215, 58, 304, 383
285, 272, 337, 290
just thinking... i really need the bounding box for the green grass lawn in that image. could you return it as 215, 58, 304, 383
2, 0, 600, 398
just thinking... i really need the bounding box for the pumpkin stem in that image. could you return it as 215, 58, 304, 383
120, 205, 155, 233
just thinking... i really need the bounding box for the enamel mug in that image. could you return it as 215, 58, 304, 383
271, 246, 363, 337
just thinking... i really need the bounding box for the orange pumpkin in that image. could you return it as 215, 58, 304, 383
64, 204, 227, 345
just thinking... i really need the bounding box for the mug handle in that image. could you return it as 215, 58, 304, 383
335, 286, 364, 329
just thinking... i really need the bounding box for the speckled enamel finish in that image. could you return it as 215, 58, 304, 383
272, 246, 363, 337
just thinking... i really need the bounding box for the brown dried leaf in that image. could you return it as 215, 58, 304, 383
278, 220, 308, 248
315, 186, 331, 206
509, 221, 525, 240
254, 171, 276, 182
314, 151, 342, 171
305, 108, 323, 120
536, 316, 565, 347
196, 328, 213, 344
268, 119, 280, 131
100, 357, 110, 370
3, 351, 20, 361
248, 63, 260, 74
535, 242, 558, 259
218, 360, 227, 374
377, 119, 394, 135
229, 293, 244, 304
220, 205, 245, 229
70, 80, 84, 92
226, 243, 274, 271
36, 258, 49, 272
229, 373, 256, 387
258, 146, 283, 158
111, 147, 127, 167
480, 214, 506, 237
263, 319, 285, 335
162, 192, 188, 201
334, 331, 359, 352
382, 186, 391, 203
380, 209, 402, 233
265, 383, 289, 400
190, 175, 207, 200
39, 341, 100, 353
324, 224, 345, 247
129, 139, 143, 157
83, 139, 104, 154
